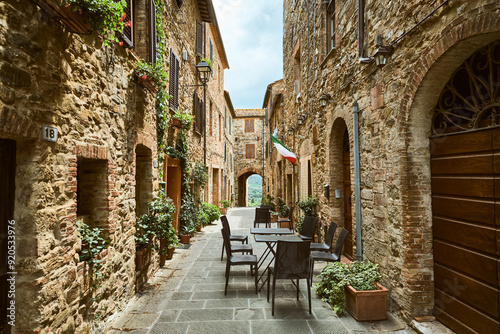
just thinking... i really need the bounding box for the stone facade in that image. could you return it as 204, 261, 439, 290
0, 0, 231, 332
233, 109, 265, 207
279, 0, 500, 330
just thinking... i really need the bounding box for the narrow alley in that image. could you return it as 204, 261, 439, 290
105, 208, 413, 334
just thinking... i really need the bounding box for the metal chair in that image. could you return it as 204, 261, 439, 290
254, 207, 271, 228
220, 215, 248, 261
221, 227, 258, 295
267, 240, 311, 316
277, 206, 294, 231
310, 228, 348, 284
310, 221, 337, 252
298, 216, 317, 241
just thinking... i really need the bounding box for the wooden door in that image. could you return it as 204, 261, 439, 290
431, 128, 500, 334
342, 130, 353, 259
0, 139, 15, 334
165, 158, 181, 232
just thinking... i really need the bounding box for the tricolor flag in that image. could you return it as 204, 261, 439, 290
270, 132, 297, 166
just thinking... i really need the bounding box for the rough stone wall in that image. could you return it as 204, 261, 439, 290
223, 94, 236, 204
0, 0, 162, 331
282, 0, 500, 323
162, 0, 228, 206
233, 109, 265, 205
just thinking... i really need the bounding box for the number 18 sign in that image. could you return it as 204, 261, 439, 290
41, 125, 58, 142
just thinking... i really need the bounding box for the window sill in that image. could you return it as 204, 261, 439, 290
320, 48, 336, 68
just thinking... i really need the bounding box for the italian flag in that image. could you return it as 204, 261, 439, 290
270, 133, 297, 165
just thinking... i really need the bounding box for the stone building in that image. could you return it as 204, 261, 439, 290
0, 0, 231, 332
223, 91, 236, 204
279, 0, 500, 332
233, 109, 266, 207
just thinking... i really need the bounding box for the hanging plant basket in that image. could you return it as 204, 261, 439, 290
137, 75, 158, 93
33, 0, 92, 34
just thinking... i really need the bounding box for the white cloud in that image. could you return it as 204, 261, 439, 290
214, 0, 283, 109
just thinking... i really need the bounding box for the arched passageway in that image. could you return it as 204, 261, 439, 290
236, 168, 262, 207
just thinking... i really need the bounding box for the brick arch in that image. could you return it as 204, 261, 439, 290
397, 5, 500, 320
236, 167, 262, 179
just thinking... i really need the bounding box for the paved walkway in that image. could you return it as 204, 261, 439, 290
104, 207, 416, 334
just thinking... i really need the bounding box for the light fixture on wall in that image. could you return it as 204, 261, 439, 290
373, 35, 394, 68
195, 60, 212, 84
288, 127, 295, 135
298, 115, 304, 125
319, 93, 331, 108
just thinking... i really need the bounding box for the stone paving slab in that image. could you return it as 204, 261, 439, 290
104, 207, 416, 334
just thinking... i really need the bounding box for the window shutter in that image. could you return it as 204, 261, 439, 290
122, 0, 134, 47
149, 0, 157, 63
196, 21, 203, 56
169, 51, 180, 110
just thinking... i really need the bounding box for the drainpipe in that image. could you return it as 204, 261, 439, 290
352, 100, 363, 261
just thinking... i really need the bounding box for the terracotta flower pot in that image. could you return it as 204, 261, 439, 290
345, 282, 388, 321
196, 225, 202, 232
135, 246, 151, 271
172, 118, 182, 128
180, 234, 191, 244
166, 247, 175, 260
137, 75, 158, 93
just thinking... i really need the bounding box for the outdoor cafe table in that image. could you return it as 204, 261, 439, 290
253, 234, 303, 291
250, 227, 293, 235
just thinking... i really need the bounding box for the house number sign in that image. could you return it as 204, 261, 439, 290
41, 125, 58, 142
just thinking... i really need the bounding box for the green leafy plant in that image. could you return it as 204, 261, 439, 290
276, 197, 290, 217
173, 110, 195, 131
63, 0, 127, 46
261, 194, 276, 212
295, 215, 304, 234
135, 214, 154, 247
164, 224, 179, 250
201, 202, 220, 225
135, 60, 168, 91
76, 220, 109, 283
296, 196, 317, 216
192, 162, 208, 188
315, 261, 384, 314
220, 199, 231, 209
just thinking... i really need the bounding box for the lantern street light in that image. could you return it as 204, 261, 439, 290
195, 60, 212, 164
319, 93, 331, 108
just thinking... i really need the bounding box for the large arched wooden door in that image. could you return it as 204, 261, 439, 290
430, 40, 500, 334
342, 130, 353, 259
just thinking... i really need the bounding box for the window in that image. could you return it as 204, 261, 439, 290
122, 0, 134, 47
210, 39, 213, 62
229, 117, 232, 134
326, 1, 335, 52
169, 50, 180, 110
246, 144, 255, 158
193, 91, 204, 134
245, 119, 254, 132
196, 21, 204, 57
148, 0, 157, 63
224, 107, 227, 129
77, 158, 109, 228
224, 143, 227, 161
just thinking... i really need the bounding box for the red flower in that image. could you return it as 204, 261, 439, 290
123, 13, 126, 19
125, 21, 132, 28
141, 75, 147, 80
119, 41, 123, 46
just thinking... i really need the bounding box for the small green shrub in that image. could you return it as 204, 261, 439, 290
220, 199, 231, 209
276, 197, 290, 217
315, 261, 384, 314
201, 202, 220, 225
296, 196, 317, 216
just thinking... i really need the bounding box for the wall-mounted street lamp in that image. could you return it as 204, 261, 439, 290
298, 114, 306, 125
288, 127, 295, 135
373, 35, 394, 68
319, 93, 331, 108
195, 60, 212, 83
195, 60, 211, 164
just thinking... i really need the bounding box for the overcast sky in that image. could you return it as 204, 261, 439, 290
213, 0, 283, 109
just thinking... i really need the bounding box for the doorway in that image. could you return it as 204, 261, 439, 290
342, 130, 353, 259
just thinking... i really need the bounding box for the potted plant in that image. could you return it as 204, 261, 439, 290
179, 223, 195, 244
173, 110, 195, 130
315, 261, 388, 321
276, 197, 290, 218
219, 199, 231, 214
134, 60, 168, 93
163, 224, 179, 261
201, 202, 220, 226
134, 214, 153, 270
35, 0, 128, 45
147, 197, 177, 266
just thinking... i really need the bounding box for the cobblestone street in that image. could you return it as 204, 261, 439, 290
105, 208, 415, 334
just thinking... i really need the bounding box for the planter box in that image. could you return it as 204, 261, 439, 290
33, 0, 92, 34
345, 283, 388, 321
172, 118, 182, 128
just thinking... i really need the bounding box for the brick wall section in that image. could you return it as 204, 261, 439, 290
281, 0, 500, 324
